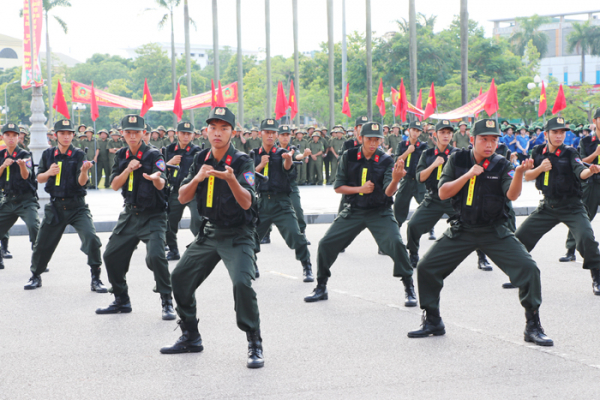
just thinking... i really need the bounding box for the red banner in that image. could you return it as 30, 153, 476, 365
391, 87, 424, 117
21, 0, 43, 89
71, 81, 239, 111
430, 91, 488, 120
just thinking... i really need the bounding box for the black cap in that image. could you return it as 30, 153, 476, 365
360, 122, 383, 138
355, 116, 368, 127
471, 119, 501, 136
278, 124, 291, 134
206, 106, 236, 128
260, 118, 279, 132
121, 115, 146, 131
1, 122, 20, 134
594, 108, 600, 120
435, 120, 454, 131
408, 121, 424, 131
177, 121, 195, 133
544, 117, 568, 132
54, 119, 76, 132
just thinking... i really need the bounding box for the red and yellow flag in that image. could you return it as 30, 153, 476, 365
140, 78, 153, 117
538, 81, 547, 117
342, 83, 351, 118
423, 82, 437, 120
376, 78, 385, 117
289, 79, 298, 120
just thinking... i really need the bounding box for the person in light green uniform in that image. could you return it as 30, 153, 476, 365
386, 124, 403, 156
96, 129, 111, 188
407, 118, 553, 347
513, 116, 600, 296
303, 121, 417, 307
328, 127, 346, 185
163, 128, 177, 148
452, 121, 471, 149
308, 131, 325, 185
231, 125, 246, 153
79, 128, 99, 189
292, 130, 309, 185
150, 130, 163, 149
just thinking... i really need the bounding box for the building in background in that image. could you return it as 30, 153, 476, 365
0, 34, 23, 72
492, 10, 600, 86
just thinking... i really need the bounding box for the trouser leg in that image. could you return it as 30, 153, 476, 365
316, 156, 323, 185
406, 201, 448, 255
30, 204, 67, 275
394, 178, 416, 228
271, 203, 310, 262
561, 206, 600, 270
367, 208, 412, 278
103, 226, 139, 296
142, 229, 172, 294
316, 212, 364, 280
166, 194, 185, 251
328, 156, 338, 184
515, 206, 560, 253
566, 184, 599, 253
187, 198, 202, 237
290, 189, 307, 233
68, 206, 102, 268
19, 201, 40, 246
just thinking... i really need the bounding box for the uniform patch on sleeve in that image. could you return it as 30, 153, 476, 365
155, 159, 166, 172
508, 170, 515, 178
575, 158, 583, 164
25, 159, 32, 168
244, 171, 255, 186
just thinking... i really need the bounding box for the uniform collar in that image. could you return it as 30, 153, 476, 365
175, 142, 193, 153
543, 144, 565, 156
205, 143, 236, 165
434, 145, 451, 156
357, 146, 383, 162
4, 147, 20, 158
259, 145, 278, 155
54, 144, 76, 157
470, 149, 492, 169
125, 142, 148, 160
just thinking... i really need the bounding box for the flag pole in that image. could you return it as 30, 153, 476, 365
93, 120, 98, 190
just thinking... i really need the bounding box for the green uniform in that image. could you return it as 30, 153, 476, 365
78, 138, 98, 187
165, 142, 202, 252
232, 135, 245, 153
452, 131, 471, 149
393, 139, 428, 227
163, 137, 177, 148
31, 145, 102, 275
308, 140, 325, 185
406, 145, 457, 255
516, 144, 600, 270
0, 147, 39, 251
17, 142, 30, 151
150, 139, 163, 149
245, 138, 262, 154
292, 138, 309, 185
96, 138, 111, 188
564, 134, 600, 253
103, 142, 171, 297
282, 144, 307, 234
171, 144, 260, 332
321, 137, 332, 183
192, 138, 201, 146
199, 137, 211, 150
316, 147, 413, 280
417, 149, 542, 313
107, 140, 124, 184
386, 134, 402, 155
328, 138, 346, 185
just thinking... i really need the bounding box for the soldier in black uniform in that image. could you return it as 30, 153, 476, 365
304, 122, 417, 307
96, 114, 175, 320
164, 121, 202, 261
160, 106, 264, 369
251, 118, 313, 282
23, 119, 106, 293
0, 123, 40, 270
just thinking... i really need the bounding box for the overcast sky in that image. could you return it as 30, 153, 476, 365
1, 0, 597, 63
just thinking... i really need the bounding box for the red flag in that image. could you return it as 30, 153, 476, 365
423, 82, 437, 120
140, 78, 153, 117
395, 78, 409, 122
211, 79, 217, 108
376, 78, 385, 116
275, 81, 288, 120
53, 79, 70, 119
342, 83, 351, 118
90, 81, 99, 122
216, 80, 226, 107
289, 79, 298, 120
173, 83, 183, 121
484, 79, 499, 117
552, 84, 566, 115
538, 81, 547, 117
416, 89, 423, 121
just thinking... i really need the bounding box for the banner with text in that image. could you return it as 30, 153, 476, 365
21, 0, 43, 89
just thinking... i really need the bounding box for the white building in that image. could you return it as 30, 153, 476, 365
125, 42, 259, 69
491, 10, 600, 86
0, 34, 23, 72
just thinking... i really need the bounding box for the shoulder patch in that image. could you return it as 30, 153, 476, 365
25, 159, 32, 169
244, 171, 255, 186
508, 170, 515, 178
155, 159, 166, 172
575, 158, 583, 164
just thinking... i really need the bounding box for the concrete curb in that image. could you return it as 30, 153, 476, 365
6, 206, 538, 236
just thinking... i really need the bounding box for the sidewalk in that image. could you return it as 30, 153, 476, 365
7, 181, 545, 236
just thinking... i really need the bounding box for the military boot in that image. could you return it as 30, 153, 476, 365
401, 276, 417, 307
304, 279, 328, 302
161, 294, 177, 320
0, 249, 4, 270
524, 310, 553, 346
246, 330, 264, 369
1, 237, 12, 259
428, 228, 436, 241
160, 319, 204, 354
90, 268, 108, 293
24, 273, 42, 290
407, 309, 446, 338
591, 269, 600, 296
166, 248, 180, 261
260, 233, 270, 244
96, 293, 132, 314
302, 260, 314, 282
477, 250, 492, 271
559, 250, 576, 262
254, 263, 260, 279
409, 253, 419, 269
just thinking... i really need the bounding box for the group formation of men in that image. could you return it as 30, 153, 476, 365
2, 105, 600, 368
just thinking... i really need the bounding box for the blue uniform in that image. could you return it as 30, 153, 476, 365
503, 134, 517, 153
516, 135, 530, 155
563, 130, 575, 147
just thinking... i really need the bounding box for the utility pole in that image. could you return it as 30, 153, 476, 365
237, 0, 244, 126
265, 0, 272, 118
327, 0, 335, 129
184, 0, 194, 124
460, 0, 469, 108
212, 0, 219, 82
409, 0, 417, 104
342, 0, 347, 125
366, 0, 372, 120
293, 0, 300, 126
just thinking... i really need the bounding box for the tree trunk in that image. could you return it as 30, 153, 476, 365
170, 9, 177, 127
265, 0, 272, 118
184, 0, 194, 124
293, 0, 300, 126
212, 0, 219, 82
460, 0, 468, 109
45, 12, 53, 127
408, 0, 417, 106
366, 0, 372, 120
327, 0, 335, 129
236, 0, 244, 125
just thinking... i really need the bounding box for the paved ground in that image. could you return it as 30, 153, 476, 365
2, 215, 600, 399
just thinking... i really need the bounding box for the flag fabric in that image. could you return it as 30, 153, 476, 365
395, 78, 409, 122
342, 83, 351, 118
423, 82, 437, 120
289, 79, 298, 120
475, 87, 483, 117
211, 80, 217, 108
538, 81, 547, 117
275, 81, 288, 120
376, 78, 386, 116
483, 78, 499, 117
90, 81, 99, 122
173, 83, 183, 121
552, 84, 566, 115
216, 80, 226, 107
52, 79, 70, 119
416, 89, 423, 121
140, 78, 153, 117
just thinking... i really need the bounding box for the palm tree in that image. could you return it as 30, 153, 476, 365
510, 15, 551, 58
567, 20, 600, 84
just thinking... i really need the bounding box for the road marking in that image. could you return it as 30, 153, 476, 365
268, 271, 299, 280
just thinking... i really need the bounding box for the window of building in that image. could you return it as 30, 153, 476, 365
564, 66, 568, 84
0, 48, 18, 59
190, 53, 195, 57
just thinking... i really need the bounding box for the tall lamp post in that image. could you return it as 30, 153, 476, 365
72, 103, 87, 126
